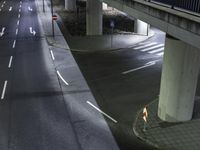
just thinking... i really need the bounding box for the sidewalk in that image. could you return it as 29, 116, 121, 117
133, 99, 200, 150
34, 0, 120, 150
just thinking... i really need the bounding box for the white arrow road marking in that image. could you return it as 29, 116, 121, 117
122, 61, 159, 75
86, 101, 118, 123
50, 50, 55, 60
29, 27, 36, 36
8, 56, 13, 68
56, 71, 69, 86
12, 40, 16, 48
28, 6, 32, 11
0, 27, 5, 37
9, 6, 12, 11
1, 80, 7, 100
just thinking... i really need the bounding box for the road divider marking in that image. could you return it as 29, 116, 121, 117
18, 14, 20, 18
8, 56, 13, 68
1, 80, 7, 100
50, 50, 55, 60
17, 20, 20, 26
9, 6, 12, 11
0, 27, 5, 37
122, 61, 156, 74
15, 28, 18, 35
86, 101, 118, 123
56, 71, 69, 86
29, 27, 36, 36
12, 40, 16, 48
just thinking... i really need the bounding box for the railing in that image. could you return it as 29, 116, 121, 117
152, 0, 200, 13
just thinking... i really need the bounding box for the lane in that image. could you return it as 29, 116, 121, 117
72, 28, 165, 149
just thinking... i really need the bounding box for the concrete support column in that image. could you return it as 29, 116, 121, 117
86, 0, 102, 35
65, 0, 76, 11
158, 35, 200, 122
134, 19, 149, 35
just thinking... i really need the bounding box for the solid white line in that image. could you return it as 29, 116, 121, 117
18, 14, 20, 18
15, 28, 18, 35
86, 101, 118, 123
134, 43, 157, 50
148, 47, 164, 54
1, 80, 7, 100
17, 20, 19, 25
50, 50, 55, 60
12, 40, 16, 48
56, 71, 69, 86
8, 56, 13, 68
156, 52, 164, 56
122, 62, 156, 74
141, 44, 164, 52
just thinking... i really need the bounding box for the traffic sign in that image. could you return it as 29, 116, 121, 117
52, 15, 58, 20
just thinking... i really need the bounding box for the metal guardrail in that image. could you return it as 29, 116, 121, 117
152, 0, 200, 13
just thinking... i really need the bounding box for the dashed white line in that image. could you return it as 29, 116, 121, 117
19, 4, 21, 8
0, 8, 1, 11
1, 4, 4, 8
86, 101, 118, 123
50, 50, 55, 60
18, 14, 20, 18
9, 6, 12, 11
17, 20, 20, 26
15, 28, 18, 35
12, 40, 16, 48
56, 71, 69, 86
1, 80, 7, 100
20, 1, 22, 4
122, 61, 156, 74
8, 56, 13, 68
19, 8, 21, 12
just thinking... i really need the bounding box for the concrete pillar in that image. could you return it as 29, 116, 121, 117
86, 0, 102, 35
134, 19, 149, 35
158, 35, 200, 122
65, 0, 76, 11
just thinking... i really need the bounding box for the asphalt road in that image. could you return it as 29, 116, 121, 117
72, 28, 166, 150
0, 0, 81, 149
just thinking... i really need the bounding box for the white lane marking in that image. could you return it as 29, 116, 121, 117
12, 40, 16, 48
122, 61, 156, 74
0, 8, 1, 11
0, 27, 5, 37
87, 101, 118, 123
9, 6, 12, 11
29, 27, 36, 36
134, 43, 157, 50
18, 14, 20, 18
20, 1, 22, 4
19, 8, 21, 12
1, 80, 7, 100
17, 20, 20, 26
56, 71, 69, 86
8, 56, 13, 68
15, 28, 18, 35
1, 4, 4, 8
141, 44, 164, 52
148, 47, 164, 54
156, 52, 164, 56
28, 6, 32, 11
3, 1, 6, 4
19, 4, 21, 8
50, 50, 55, 60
